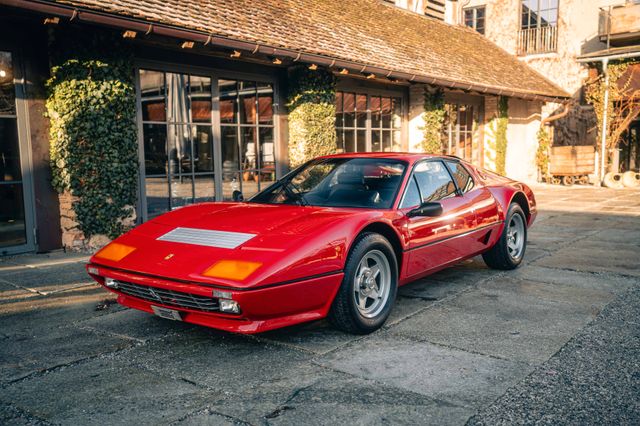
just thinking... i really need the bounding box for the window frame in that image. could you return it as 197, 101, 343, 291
520, 0, 559, 30
334, 82, 407, 153
443, 159, 475, 195
134, 59, 280, 222
463, 5, 486, 35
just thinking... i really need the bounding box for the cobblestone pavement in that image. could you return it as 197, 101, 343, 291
1, 184, 639, 425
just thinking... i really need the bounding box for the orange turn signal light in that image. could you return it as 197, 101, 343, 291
202, 260, 262, 281
94, 243, 136, 262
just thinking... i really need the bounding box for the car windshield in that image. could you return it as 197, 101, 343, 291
250, 158, 407, 209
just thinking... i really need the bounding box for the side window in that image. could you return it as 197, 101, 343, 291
414, 161, 457, 202
444, 161, 474, 193
400, 176, 421, 208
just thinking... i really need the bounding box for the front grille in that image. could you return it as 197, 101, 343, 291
114, 280, 219, 313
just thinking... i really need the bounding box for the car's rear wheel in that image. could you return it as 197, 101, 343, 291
328, 233, 397, 334
482, 202, 527, 270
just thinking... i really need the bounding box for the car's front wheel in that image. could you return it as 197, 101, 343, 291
328, 233, 397, 334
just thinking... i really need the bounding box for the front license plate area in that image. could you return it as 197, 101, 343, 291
151, 305, 183, 321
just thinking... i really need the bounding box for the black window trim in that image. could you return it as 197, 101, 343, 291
442, 158, 475, 196
398, 158, 461, 209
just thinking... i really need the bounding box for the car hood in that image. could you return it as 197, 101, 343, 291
90, 202, 376, 288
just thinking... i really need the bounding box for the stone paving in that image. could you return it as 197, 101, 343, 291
1, 184, 639, 425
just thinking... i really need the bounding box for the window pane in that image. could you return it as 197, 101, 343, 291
239, 81, 256, 124
194, 174, 215, 203
140, 70, 165, 122
166, 73, 190, 123
192, 125, 214, 172
372, 130, 381, 152
393, 130, 402, 151
356, 94, 367, 128
221, 126, 240, 171
414, 161, 456, 202
392, 98, 402, 129
146, 176, 169, 218
241, 127, 257, 170
343, 92, 355, 127
259, 127, 275, 171
0, 52, 15, 116
170, 175, 193, 208
381, 97, 392, 128
371, 96, 381, 128
382, 130, 391, 152
167, 124, 191, 177
219, 80, 237, 124
257, 83, 273, 124
400, 177, 421, 209
0, 117, 21, 181
143, 123, 167, 176
0, 183, 26, 248
190, 75, 211, 123
222, 172, 241, 201
336, 129, 344, 152
259, 169, 276, 192
357, 129, 367, 152
445, 161, 475, 193
344, 130, 355, 152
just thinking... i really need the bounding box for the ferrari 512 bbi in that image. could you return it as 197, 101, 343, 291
87, 153, 536, 334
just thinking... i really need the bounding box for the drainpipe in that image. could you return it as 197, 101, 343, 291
599, 58, 610, 185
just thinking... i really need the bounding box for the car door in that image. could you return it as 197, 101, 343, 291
443, 160, 501, 254
400, 160, 477, 279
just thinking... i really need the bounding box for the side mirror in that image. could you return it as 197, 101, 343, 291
232, 190, 244, 202
407, 201, 443, 218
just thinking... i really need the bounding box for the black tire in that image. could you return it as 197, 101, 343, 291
327, 232, 398, 334
482, 203, 527, 270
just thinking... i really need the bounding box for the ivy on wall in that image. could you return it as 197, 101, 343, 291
536, 126, 551, 181
495, 96, 509, 175
421, 87, 445, 154
287, 66, 337, 167
46, 28, 138, 238
585, 60, 640, 171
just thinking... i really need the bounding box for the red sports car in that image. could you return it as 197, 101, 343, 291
87, 153, 536, 334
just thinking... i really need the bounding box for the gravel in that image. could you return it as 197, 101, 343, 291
467, 284, 640, 425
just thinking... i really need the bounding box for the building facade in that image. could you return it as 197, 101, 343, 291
0, 0, 566, 254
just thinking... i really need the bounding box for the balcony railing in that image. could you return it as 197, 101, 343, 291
517, 26, 558, 56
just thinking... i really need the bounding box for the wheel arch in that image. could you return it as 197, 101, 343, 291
353, 222, 403, 274
510, 191, 531, 223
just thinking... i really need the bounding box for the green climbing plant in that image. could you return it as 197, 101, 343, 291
495, 96, 509, 175
287, 66, 337, 167
46, 28, 138, 238
536, 126, 551, 181
421, 87, 446, 154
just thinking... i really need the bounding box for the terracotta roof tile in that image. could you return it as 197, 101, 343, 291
46, 0, 568, 99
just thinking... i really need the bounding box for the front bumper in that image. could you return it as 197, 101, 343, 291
87, 264, 343, 334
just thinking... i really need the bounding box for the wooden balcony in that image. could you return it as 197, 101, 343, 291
517, 26, 558, 56
599, 3, 640, 46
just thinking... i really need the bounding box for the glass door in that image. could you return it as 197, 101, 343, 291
138, 68, 276, 220
0, 51, 33, 253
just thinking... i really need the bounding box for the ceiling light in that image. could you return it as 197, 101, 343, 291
181, 41, 195, 49
308, 63, 318, 71
0, 70, 6, 78
272, 57, 282, 65
230, 50, 242, 58
366, 73, 376, 79
122, 30, 137, 39
339, 68, 349, 75
43, 17, 60, 25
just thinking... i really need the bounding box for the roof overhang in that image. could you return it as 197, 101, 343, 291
577, 45, 640, 63
1, 0, 570, 103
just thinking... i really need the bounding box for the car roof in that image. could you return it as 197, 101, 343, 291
317, 152, 460, 164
